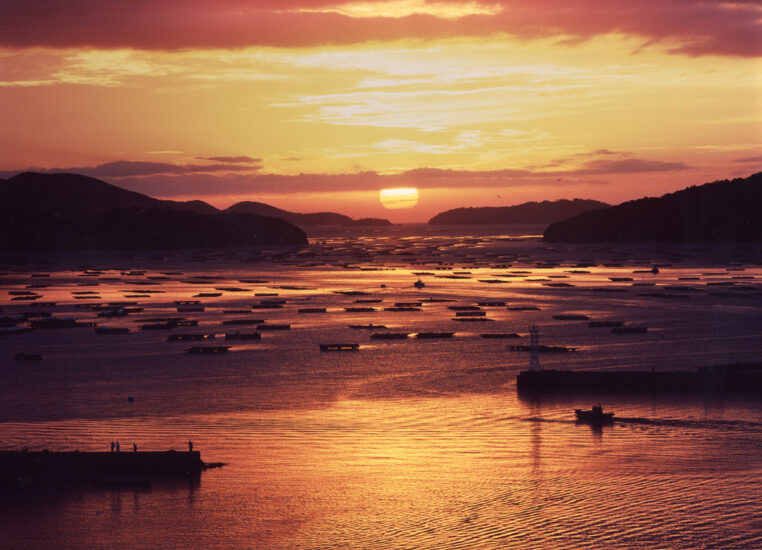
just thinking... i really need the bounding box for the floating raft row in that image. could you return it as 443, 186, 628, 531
186, 346, 229, 354
224, 332, 261, 340
221, 319, 264, 326
508, 345, 577, 352
167, 333, 215, 341
371, 333, 410, 339
141, 320, 198, 330
320, 343, 359, 351
256, 324, 290, 331
553, 314, 590, 321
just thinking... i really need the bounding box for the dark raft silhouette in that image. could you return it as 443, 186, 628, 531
543, 172, 762, 243
428, 199, 609, 225
0, 172, 307, 251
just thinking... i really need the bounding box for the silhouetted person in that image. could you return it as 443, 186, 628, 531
116, 441, 120, 452
133, 442, 137, 452
110, 441, 115, 452
188, 440, 193, 452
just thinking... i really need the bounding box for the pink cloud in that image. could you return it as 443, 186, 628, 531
572, 158, 690, 175
734, 154, 762, 163
0, 155, 690, 193
196, 155, 261, 163
0, 1, 759, 57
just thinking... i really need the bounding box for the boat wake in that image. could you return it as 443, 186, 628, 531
615, 417, 762, 430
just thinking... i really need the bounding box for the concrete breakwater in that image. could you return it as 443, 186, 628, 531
516, 363, 762, 394
0, 450, 205, 489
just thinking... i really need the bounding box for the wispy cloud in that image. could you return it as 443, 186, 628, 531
196, 155, 261, 163
299, 0, 501, 19
7, 159, 262, 179
571, 158, 690, 175
734, 154, 762, 163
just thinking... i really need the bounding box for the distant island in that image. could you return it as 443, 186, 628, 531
428, 199, 609, 225
226, 201, 392, 227
342, 218, 393, 227
543, 172, 762, 243
0, 172, 308, 251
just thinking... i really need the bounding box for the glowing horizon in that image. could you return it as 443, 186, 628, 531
1, 2, 760, 222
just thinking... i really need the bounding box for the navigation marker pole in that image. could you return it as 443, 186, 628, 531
529, 323, 541, 372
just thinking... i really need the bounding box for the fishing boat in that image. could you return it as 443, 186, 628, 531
574, 404, 614, 424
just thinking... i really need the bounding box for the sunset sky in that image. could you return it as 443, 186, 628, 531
1, 1, 760, 221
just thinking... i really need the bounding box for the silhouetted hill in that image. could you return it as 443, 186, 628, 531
172, 200, 220, 215
543, 172, 762, 243
428, 199, 609, 225
4, 172, 220, 218
0, 173, 307, 251
226, 201, 353, 225
226, 201, 391, 227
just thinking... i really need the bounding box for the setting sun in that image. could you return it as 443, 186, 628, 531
379, 187, 419, 209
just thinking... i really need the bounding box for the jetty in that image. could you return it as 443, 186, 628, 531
0, 450, 213, 489
515, 324, 762, 394
517, 364, 762, 394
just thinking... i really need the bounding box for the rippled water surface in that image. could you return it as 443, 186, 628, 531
1, 226, 761, 548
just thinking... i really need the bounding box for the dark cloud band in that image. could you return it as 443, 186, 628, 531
0, 1, 759, 57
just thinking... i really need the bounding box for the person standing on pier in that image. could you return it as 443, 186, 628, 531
133, 442, 137, 452
188, 440, 193, 452
110, 441, 115, 452
116, 441, 120, 452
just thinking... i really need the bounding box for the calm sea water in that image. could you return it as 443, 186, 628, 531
1, 225, 761, 549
